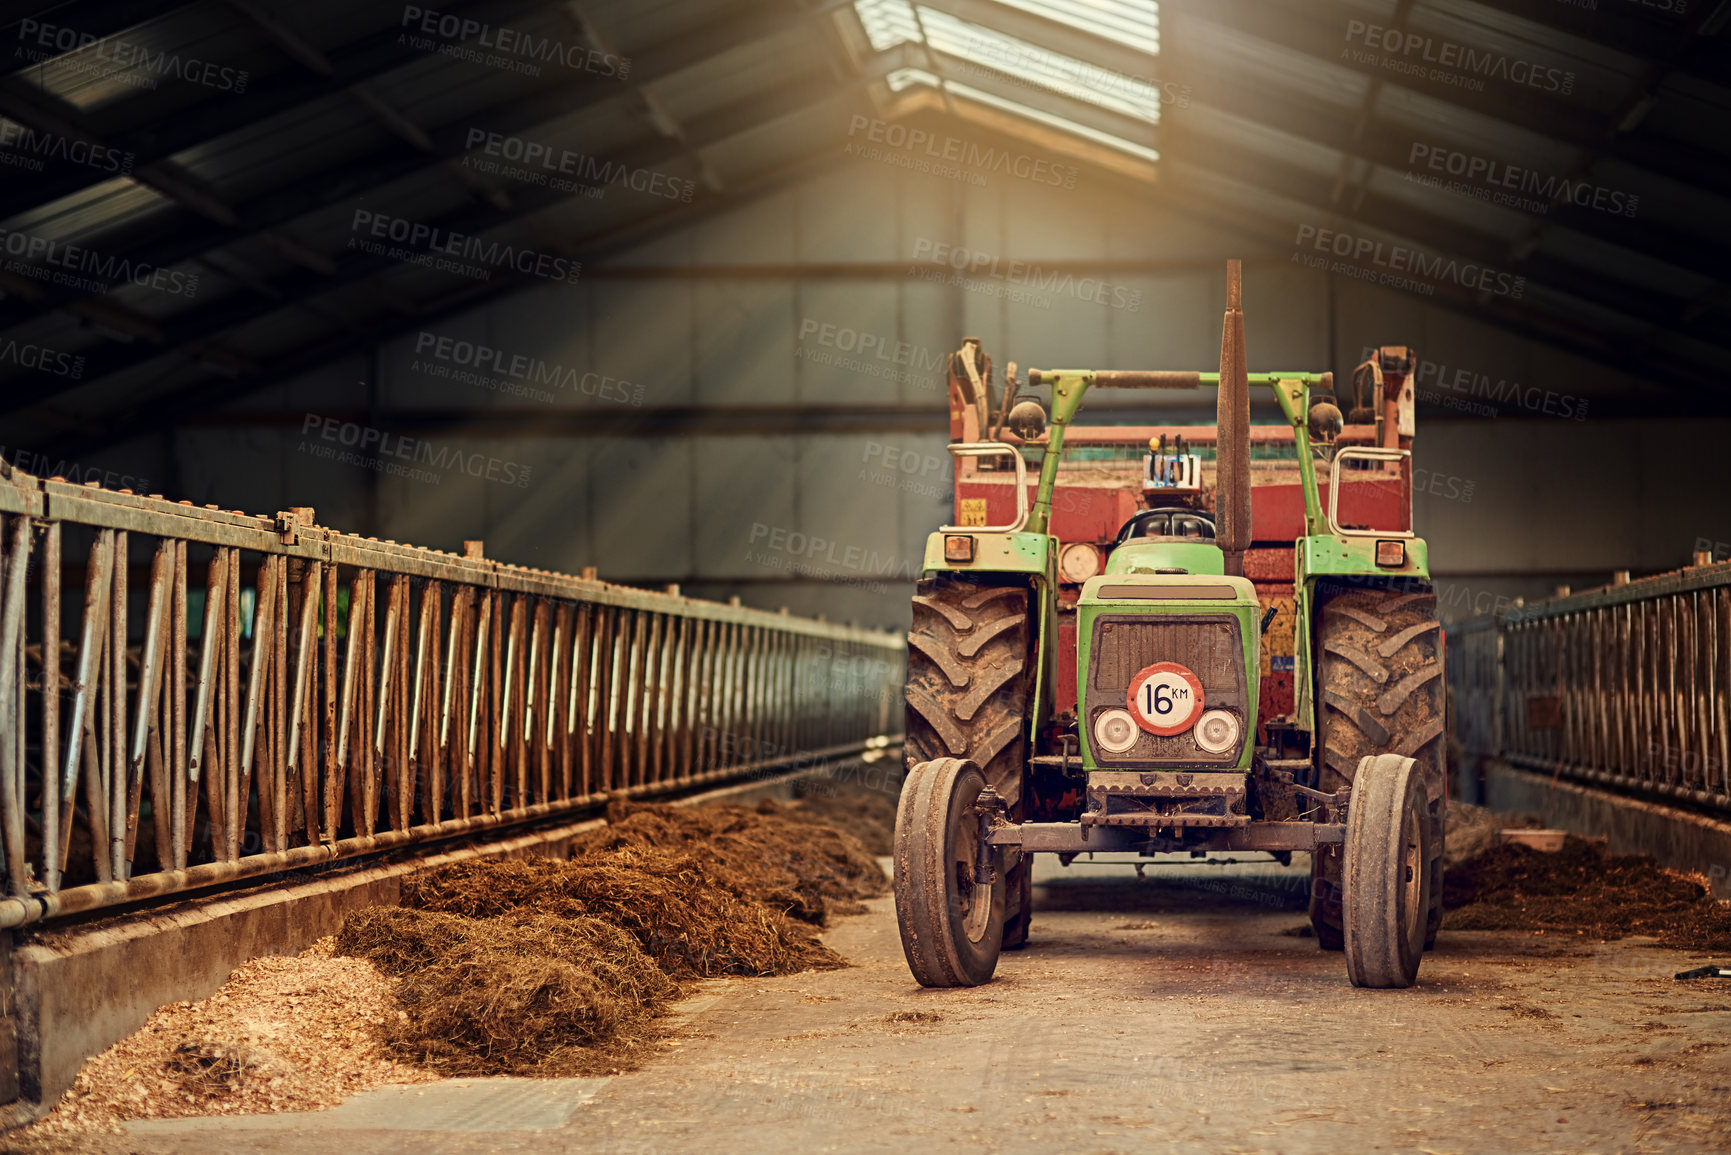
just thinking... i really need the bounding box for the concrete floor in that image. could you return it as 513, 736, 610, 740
81, 854, 1731, 1154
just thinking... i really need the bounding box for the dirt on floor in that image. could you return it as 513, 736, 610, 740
19, 941, 436, 1139
20, 788, 893, 1137
29, 777, 1731, 1146
57, 852, 1731, 1155
1445, 832, 1731, 951
788, 773, 900, 856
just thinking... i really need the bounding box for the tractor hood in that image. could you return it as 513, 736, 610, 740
1079, 572, 1258, 607
1076, 572, 1261, 771
1103, 540, 1226, 577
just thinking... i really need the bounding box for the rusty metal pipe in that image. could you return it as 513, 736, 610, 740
240, 556, 279, 786
41, 523, 60, 890
0, 517, 31, 895
60, 531, 113, 833
1028, 369, 1203, 389
1216, 259, 1252, 578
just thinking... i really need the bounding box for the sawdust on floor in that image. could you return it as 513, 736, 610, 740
21, 937, 432, 1138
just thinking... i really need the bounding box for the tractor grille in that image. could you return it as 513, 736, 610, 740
1086, 614, 1249, 767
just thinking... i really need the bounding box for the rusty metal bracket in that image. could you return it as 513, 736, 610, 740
274, 510, 300, 545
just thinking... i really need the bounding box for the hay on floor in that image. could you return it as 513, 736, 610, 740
336, 907, 677, 1076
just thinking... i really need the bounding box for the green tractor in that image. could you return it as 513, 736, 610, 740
894, 261, 1445, 989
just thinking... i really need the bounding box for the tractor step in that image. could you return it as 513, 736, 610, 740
1081, 771, 1249, 829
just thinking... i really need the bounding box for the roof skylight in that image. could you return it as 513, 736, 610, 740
852, 0, 1162, 165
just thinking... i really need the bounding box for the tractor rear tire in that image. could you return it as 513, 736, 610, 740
1311, 587, 1446, 951
904, 577, 1033, 948
1308, 855, 1345, 951
1004, 857, 1032, 951
893, 758, 1005, 987
1342, 753, 1432, 988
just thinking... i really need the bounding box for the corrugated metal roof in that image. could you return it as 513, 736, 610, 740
0, 0, 1725, 458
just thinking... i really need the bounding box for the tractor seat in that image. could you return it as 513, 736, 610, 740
1114, 507, 1216, 545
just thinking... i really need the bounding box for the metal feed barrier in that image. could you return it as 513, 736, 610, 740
1447, 561, 1731, 814
0, 464, 903, 927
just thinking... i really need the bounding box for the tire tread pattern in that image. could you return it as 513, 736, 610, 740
903, 578, 1033, 948
1311, 587, 1447, 950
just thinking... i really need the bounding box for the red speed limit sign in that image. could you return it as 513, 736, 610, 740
1127, 662, 1204, 736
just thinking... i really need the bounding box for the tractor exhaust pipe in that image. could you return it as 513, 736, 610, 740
1216, 260, 1251, 578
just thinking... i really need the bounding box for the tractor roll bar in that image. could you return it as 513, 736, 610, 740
941, 442, 1029, 534
1026, 369, 1202, 389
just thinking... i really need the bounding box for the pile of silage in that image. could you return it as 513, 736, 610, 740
336, 798, 890, 1074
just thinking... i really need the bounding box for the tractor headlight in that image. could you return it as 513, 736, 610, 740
1059, 542, 1101, 584
1193, 710, 1240, 755
1093, 708, 1140, 755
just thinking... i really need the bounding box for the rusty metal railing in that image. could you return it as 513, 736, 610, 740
0, 464, 903, 927
1446, 562, 1731, 813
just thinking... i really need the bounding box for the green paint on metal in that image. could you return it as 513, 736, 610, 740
1297, 534, 1430, 581
1026, 372, 1089, 537
1288, 534, 1433, 733
1024, 371, 1332, 539
1104, 541, 1225, 576
1074, 575, 1261, 772
920, 530, 1050, 576
1268, 377, 1328, 536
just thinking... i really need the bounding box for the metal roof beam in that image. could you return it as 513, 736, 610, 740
1163, 121, 1731, 354
0, 84, 336, 277
1165, 0, 1731, 200
1162, 64, 1731, 291
1154, 163, 1731, 395
28, 145, 860, 460
0, 0, 546, 223
1460, 0, 1730, 88
1, 0, 195, 78
0, 0, 854, 333
0, 70, 859, 418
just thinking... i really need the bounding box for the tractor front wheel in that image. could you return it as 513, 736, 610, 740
1342, 753, 1432, 989
893, 758, 1005, 987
